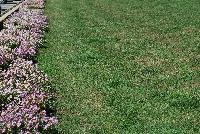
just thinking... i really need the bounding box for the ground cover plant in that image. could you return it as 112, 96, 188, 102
39, 0, 200, 133
0, 0, 58, 133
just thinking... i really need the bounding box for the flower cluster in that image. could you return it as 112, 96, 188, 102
0, 28, 43, 58
5, 9, 48, 30
0, 92, 58, 133
0, 46, 13, 66
22, 0, 45, 9
0, 0, 58, 133
0, 58, 48, 97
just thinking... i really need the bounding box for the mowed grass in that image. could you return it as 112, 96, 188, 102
38, 0, 200, 133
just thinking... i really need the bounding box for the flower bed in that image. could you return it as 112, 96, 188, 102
0, 0, 58, 133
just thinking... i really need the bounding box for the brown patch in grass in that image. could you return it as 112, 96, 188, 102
142, 31, 181, 44
84, 90, 104, 110
134, 56, 167, 67
191, 66, 200, 71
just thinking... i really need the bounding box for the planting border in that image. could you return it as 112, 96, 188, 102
0, 0, 58, 133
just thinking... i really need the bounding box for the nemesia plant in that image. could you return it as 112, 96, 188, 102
4, 9, 48, 30
22, 0, 45, 9
0, 0, 58, 133
0, 28, 44, 59
0, 58, 48, 96
0, 46, 13, 67
0, 28, 19, 49
0, 92, 58, 134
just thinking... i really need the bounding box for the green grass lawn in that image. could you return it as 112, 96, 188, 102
38, 0, 200, 133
